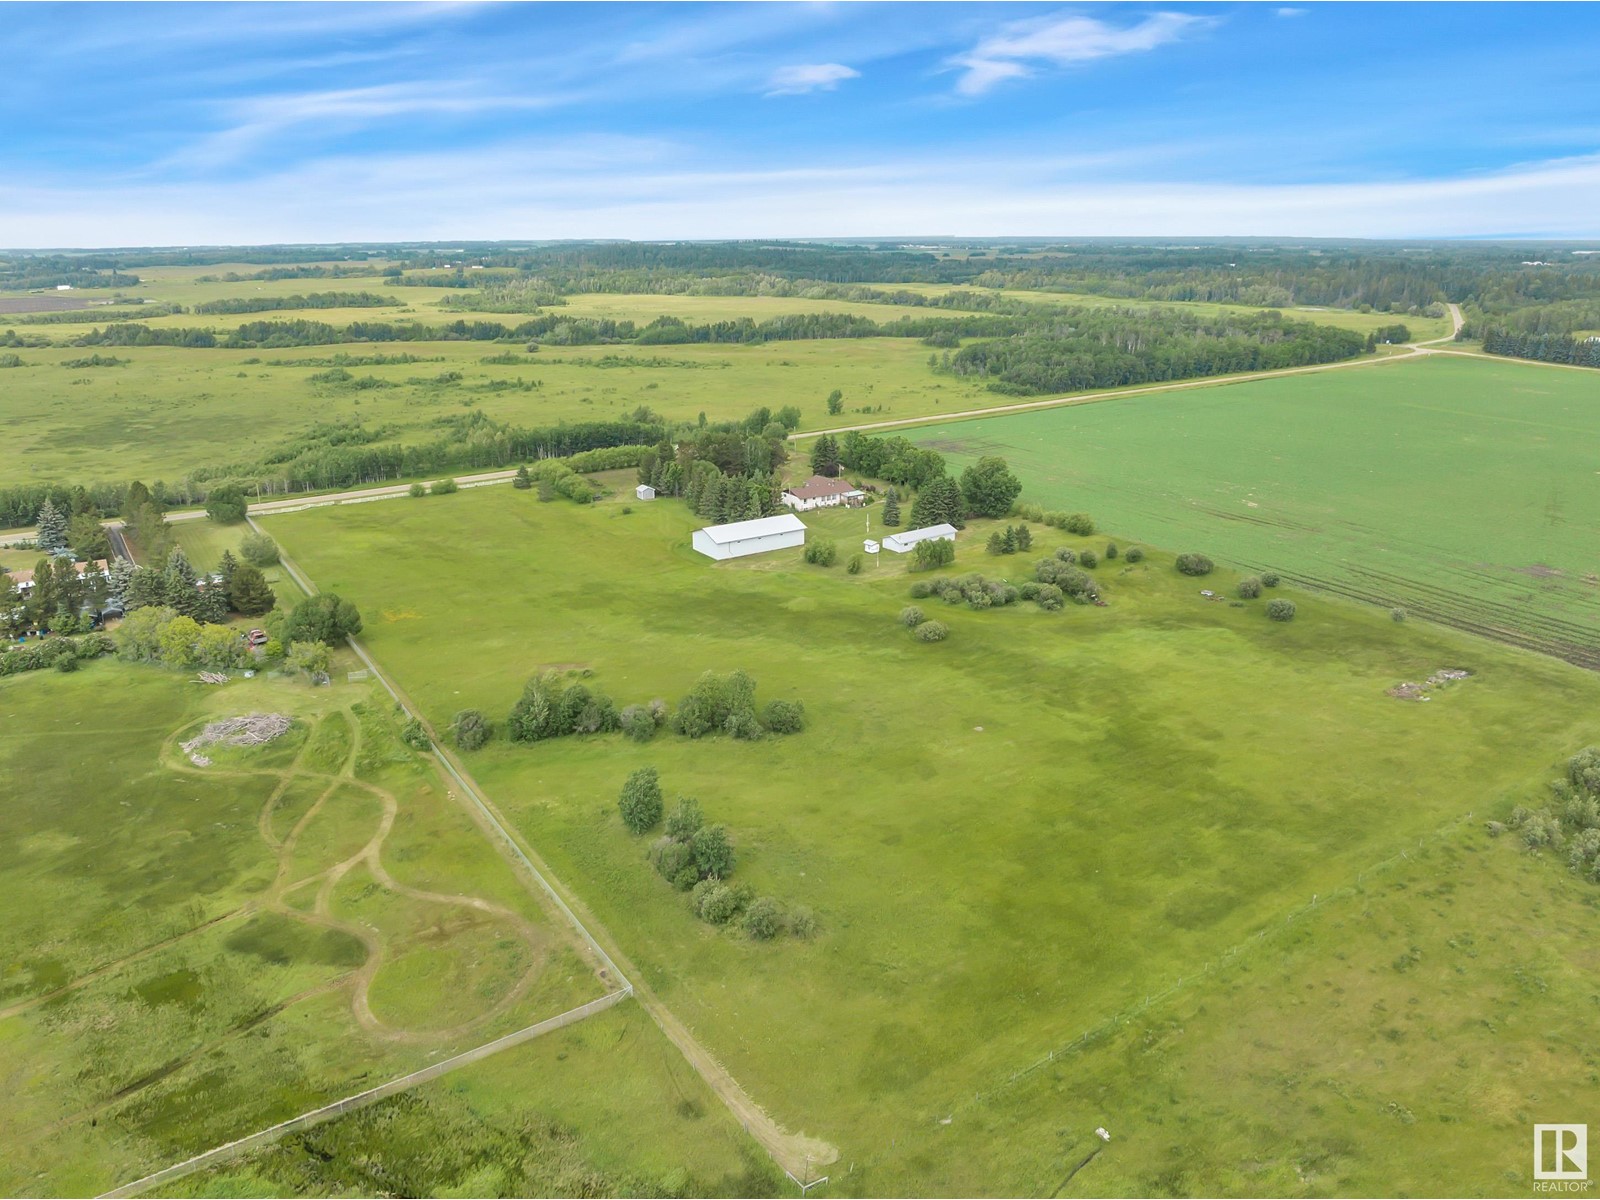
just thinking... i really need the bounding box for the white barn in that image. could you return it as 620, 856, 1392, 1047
692, 513, 807, 561
881, 523, 958, 554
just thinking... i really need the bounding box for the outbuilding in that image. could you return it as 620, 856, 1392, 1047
692, 513, 807, 561
863, 538, 880, 554
635, 484, 656, 501
781, 475, 866, 511
881, 523, 958, 554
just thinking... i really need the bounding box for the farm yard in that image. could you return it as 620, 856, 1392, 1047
258, 481, 1600, 1194
909, 355, 1600, 667
0, 664, 690, 1196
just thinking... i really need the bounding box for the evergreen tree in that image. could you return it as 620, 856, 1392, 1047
1001, 526, 1017, 554
227, 564, 276, 617
35, 498, 68, 553
986, 531, 1005, 555
196, 580, 230, 625
125, 565, 165, 612
162, 547, 201, 617
69, 507, 110, 561
106, 557, 134, 610
826, 388, 844, 415
1015, 525, 1033, 551
217, 549, 239, 590
513, 464, 533, 490
810, 434, 841, 478
881, 488, 901, 527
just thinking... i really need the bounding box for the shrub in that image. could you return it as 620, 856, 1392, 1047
909, 537, 955, 572
1567, 747, 1600, 794
1063, 513, 1095, 536
1054, 547, 1077, 564
239, 531, 280, 566
1104, 542, 1118, 560
1261, 571, 1281, 587
743, 896, 784, 940
205, 485, 248, 524
400, 718, 431, 750
619, 704, 656, 743
453, 709, 490, 750
1175, 553, 1214, 576
913, 619, 948, 642
619, 766, 664, 834
694, 883, 742, 925
1018, 581, 1041, 600
899, 605, 926, 628
1391, 607, 1407, 623
652, 839, 694, 886
671, 670, 759, 739
846, 553, 863, 575
1237, 576, 1262, 599
665, 796, 704, 842
283, 592, 362, 645
1266, 598, 1297, 622
430, 477, 459, 495
54, 653, 80, 673
908, 581, 933, 599
1034, 583, 1064, 611
691, 825, 736, 879
763, 698, 805, 734
787, 906, 818, 938
1123, 545, 1145, 563
1078, 549, 1098, 569
941, 587, 963, 606
408, 482, 426, 497
803, 539, 838, 567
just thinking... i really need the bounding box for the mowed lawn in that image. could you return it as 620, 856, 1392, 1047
263, 484, 1600, 1194
910, 355, 1600, 666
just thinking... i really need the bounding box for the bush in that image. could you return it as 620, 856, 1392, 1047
803, 538, 838, 567
1237, 576, 1262, 599
899, 605, 926, 628
787, 906, 818, 938
54, 653, 80, 673
671, 670, 760, 739
743, 896, 784, 940
909, 537, 955, 572
400, 718, 431, 750
652, 839, 694, 887
1123, 545, 1145, 563
1567, 747, 1600, 794
691, 825, 736, 879
430, 477, 459, 496
1260, 571, 1280, 587
1063, 513, 1095, 536
1175, 553, 1214, 576
1078, 549, 1098, 569
1053, 547, 1077, 564
1034, 583, 1064, 611
1266, 598, 1297, 622
239, 530, 280, 566
908, 581, 933, 599
846, 553, 863, 575
205, 485, 248, 524
1104, 543, 1118, 560
913, 619, 949, 642
694, 883, 742, 925
408, 482, 426, 498
665, 796, 704, 842
1017, 581, 1041, 600
1391, 606, 1407, 623
619, 766, 664, 834
619, 703, 656, 743
453, 709, 490, 750
282, 592, 362, 645
762, 698, 805, 734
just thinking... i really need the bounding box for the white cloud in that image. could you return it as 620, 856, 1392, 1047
5, 148, 1600, 246
950, 10, 1206, 95
1276, 7, 1308, 16
766, 63, 861, 97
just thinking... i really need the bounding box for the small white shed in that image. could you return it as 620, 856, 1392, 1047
881, 523, 958, 554
863, 539, 880, 554
692, 513, 807, 561
635, 484, 656, 501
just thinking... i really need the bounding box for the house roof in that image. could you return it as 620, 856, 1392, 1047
784, 475, 863, 501
885, 523, 958, 544
6, 559, 108, 587
697, 513, 807, 544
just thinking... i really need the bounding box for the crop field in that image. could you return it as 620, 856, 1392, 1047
909, 354, 1600, 667
0, 663, 619, 1195
261, 482, 1600, 1194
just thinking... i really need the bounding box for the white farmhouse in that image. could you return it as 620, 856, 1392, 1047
881, 523, 958, 554
692, 513, 807, 561
781, 475, 865, 511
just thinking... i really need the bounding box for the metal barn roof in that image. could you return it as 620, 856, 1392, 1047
697, 513, 807, 544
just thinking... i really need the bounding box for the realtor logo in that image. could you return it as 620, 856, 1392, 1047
1535, 1125, 1588, 1185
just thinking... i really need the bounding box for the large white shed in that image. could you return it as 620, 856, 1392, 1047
692, 513, 807, 561
881, 523, 958, 554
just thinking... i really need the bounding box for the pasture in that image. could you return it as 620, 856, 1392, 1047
0, 664, 610, 1195
910, 354, 1600, 667
261, 481, 1600, 1194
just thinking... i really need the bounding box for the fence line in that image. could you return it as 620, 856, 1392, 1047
98, 989, 631, 1199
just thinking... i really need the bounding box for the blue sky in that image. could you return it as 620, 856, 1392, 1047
2, 2, 1598, 245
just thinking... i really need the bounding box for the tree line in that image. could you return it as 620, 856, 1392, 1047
1473, 326, 1600, 368
191, 291, 399, 314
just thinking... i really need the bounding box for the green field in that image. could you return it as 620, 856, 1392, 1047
909, 355, 1600, 666
0, 664, 621, 1195
261, 482, 1600, 1194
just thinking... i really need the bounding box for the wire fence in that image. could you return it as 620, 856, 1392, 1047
98, 989, 631, 1199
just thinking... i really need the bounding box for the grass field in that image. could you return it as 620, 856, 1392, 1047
908, 354, 1600, 667
261, 481, 1600, 1194
0, 663, 616, 1195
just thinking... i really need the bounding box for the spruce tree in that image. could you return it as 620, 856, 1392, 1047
882, 488, 901, 527
35, 498, 68, 553
810, 434, 841, 478
106, 557, 134, 610
227, 564, 277, 617
163, 547, 201, 617
196, 581, 230, 625
512, 464, 532, 490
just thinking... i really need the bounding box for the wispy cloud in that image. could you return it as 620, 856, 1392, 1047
1276, 7, 1308, 17
950, 10, 1207, 96
766, 63, 861, 97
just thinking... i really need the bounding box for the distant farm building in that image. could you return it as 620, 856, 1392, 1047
881, 524, 958, 554
8, 558, 109, 597
692, 513, 807, 561
635, 484, 656, 501
863, 538, 880, 554
781, 475, 865, 512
